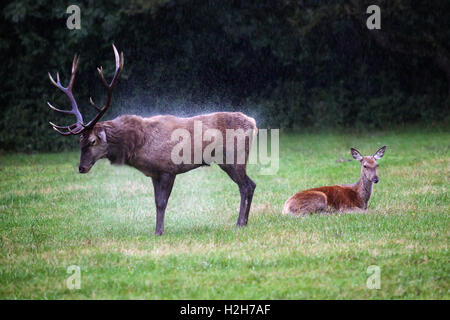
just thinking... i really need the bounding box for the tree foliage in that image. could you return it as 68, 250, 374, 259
0, 0, 448, 151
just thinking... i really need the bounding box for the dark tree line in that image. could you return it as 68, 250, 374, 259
1, 0, 448, 151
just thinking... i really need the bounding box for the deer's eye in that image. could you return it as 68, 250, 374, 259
363, 165, 367, 168
90, 140, 96, 146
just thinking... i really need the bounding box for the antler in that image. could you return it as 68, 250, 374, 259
86, 44, 124, 130
47, 54, 84, 135
47, 44, 124, 135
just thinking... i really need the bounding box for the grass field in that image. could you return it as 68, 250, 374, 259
0, 128, 449, 299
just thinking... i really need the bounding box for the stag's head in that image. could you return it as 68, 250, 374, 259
47, 44, 124, 173
78, 126, 110, 173
350, 146, 386, 183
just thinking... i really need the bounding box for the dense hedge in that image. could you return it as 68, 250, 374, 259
1, 0, 449, 151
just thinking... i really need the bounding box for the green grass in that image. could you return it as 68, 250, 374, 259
0, 129, 449, 299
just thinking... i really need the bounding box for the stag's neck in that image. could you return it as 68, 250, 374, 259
102, 116, 146, 166
353, 174, 373, 209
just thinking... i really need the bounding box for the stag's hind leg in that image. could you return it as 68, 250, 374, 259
152, 173, 176, 235
219, 164, 256, 227
282, 191, 327, 216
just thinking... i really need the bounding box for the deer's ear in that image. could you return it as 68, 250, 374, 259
97, 128, 107, 143
351, 148, 363, 161
373, 146, 386, 159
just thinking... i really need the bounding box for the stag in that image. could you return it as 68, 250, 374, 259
47, 45, 257, 235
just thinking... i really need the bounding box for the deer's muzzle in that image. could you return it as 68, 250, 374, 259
79, 165, 91, 174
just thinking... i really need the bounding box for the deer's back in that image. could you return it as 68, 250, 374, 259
143, 111, 256, 133
114, 112, 257, 176
306, 185, 363, 210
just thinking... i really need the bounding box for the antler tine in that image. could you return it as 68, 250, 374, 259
49, 121, 84, 135
51, 126, 72, 136
48, 72, 58, 88
89, 97, 102, 112
71, 54, 79, 73
47, 102, 73, 115
96, 44, 124, 89
49, 121, 78, 130
111, 45, 124, 86
97, 66, 109, 88
68, 54, 80, 90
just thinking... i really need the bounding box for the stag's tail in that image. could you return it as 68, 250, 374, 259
247, 116, 258, 152
248, 116, 258, 135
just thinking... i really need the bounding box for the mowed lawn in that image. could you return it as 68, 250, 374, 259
0, 129, 448, 299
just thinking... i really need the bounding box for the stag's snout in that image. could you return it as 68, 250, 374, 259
78, 164, 93, 174
373, 176, 379, 184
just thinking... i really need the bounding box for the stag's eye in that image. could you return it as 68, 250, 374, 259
363, 165, 367, 168
90, 140, 96, 146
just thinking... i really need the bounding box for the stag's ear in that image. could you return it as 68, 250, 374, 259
351, 148, 363, 161
373, 146, 386, 159
97, 128, 107, 143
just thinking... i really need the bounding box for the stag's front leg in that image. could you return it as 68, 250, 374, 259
151, 173, 176, 236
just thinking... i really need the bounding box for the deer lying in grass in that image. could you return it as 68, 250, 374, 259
47, 45, 257, 235
282, 146, 386, 215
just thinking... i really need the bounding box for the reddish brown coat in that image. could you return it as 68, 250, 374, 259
282, 146, 386, 215
283, 185, 364, 215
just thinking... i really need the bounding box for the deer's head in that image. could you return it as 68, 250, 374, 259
47, 44, 124, 173
78, 125, 110, 173
351, 146, 386, 183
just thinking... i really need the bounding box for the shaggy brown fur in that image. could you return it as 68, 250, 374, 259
79, 112, 257, 235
